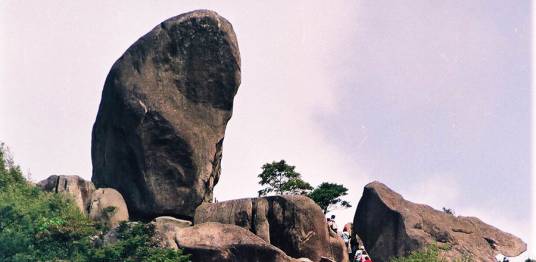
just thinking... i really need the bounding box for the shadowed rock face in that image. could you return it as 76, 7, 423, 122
91, 10, 241, 220
151, 221, 298, 262
195, 195, 348, 262
353, 181, 527, 262
174, 222, 298, 262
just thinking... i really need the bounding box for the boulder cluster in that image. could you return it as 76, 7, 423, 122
39, 10, 347, 262
38, 9, 526, 262
38, 175, 128, 228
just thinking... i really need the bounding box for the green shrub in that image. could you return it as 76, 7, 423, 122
390, 245, 473, 262
390, 245, 445, 262
88, 222, 189, 262
0, 147, 94, 261
0, 143, 190, 261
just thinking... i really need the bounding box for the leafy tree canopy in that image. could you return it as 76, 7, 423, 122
308, 182, 351, 214
257, 160, 313, 196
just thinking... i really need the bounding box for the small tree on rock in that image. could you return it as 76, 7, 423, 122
257, 160, 313, 196
308, 182, 351, 214
442, 207, 455, 216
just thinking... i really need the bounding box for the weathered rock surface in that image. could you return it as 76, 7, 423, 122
353, 181, 527, 261
88, 188, 129, 228
151, 216, 193, 249
91, 9, 241, 220
155, 221, 298, 262
327, 224, 350, 262
37, 175, 95, 214
154, 216, 192, 228
195, 195, 348, 262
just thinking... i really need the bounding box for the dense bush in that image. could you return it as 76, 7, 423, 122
0, 143, 189, 261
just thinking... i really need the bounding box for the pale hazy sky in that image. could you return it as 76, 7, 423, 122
0, 1, 531, 259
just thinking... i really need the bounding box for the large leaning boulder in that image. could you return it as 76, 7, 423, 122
91, 10, 241, 220
353, 181, 527, 261
37, 175, 95, 214
194, 195, 348, 262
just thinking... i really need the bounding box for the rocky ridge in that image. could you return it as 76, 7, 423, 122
353, 181, 527, 261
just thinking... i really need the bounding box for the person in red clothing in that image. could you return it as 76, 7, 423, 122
361, 251, 372, 262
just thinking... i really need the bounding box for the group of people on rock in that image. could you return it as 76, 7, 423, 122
326, 215, 372, 262
495, 254, 510, 262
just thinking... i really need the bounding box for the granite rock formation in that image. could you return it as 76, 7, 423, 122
37, 175, 95, 214
91, 10, 241, 220
154, 216, 192, 229
88, 188, 129, 228
194, 195, 348, 262
154, 221, 298, 262
353, 181, 527, 261
151, 216, 193, 249
327, 224, 350, 262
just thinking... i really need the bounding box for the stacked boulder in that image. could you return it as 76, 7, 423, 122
90, 9, 241, 221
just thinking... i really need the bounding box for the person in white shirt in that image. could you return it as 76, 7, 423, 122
495, 254, 509, 262
342, 227, 351, 256
354, 248, 363, 262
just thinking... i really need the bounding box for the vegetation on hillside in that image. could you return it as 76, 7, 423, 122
0, 143, 190, 262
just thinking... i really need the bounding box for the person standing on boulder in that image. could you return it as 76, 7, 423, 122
354, 247, 363, 262
361, 251, 373, 262
342, 227, 352, 257
329, 214, 338, 233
